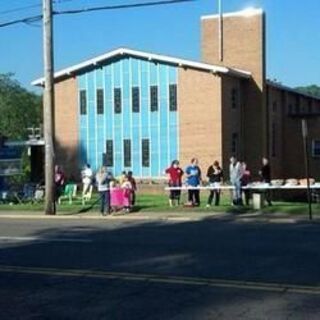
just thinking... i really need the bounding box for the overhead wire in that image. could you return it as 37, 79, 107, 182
0, 0, 195, 28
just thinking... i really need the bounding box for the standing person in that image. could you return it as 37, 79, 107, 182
241, 162, 251, 206
121, 175, 133, 213
165, 160, 184, 207
229, 156, 243, 205
96, 167, 113, 215
81, 164, 93, 197
206, 160, 223, 207
127, 171, 137, 206
259, 157, 272, 206
54, 165, 65, 205
185, 158, 202, 207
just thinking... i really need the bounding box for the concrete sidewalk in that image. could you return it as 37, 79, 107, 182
0, 209, 318, 223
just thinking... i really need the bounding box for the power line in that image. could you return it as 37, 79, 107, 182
0, 4, 41, 16
54, 0, 195, 15
0, 0, 195, 28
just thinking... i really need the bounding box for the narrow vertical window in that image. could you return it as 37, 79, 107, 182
114, 88, 122, 114
231, 133, 238, 154
272, 101, 277, 113
106, 140, 113, 167
150, 85, 158, 112
308, 100, 313, 114
231, 88, 238, 109
271, 122, 276, 157
124, 139, 131, 167
312, 140, 320, 157
80, 90, 87, 115
295, 96, 300, 114
132, 87, 140, 113
142, 139, 150, 167
96, 89, 104, 114
169, 84, 177, 111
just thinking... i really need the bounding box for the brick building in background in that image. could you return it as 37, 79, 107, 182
33, 8, 320, 180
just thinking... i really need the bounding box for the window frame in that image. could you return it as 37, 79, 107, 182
132, 86, 140, 113
114, 87, 122, 114
150, 85, 158, 112
123, 139, 131, 167
169, 84, 177, 111
96, 88, 104, 115
79, 90, 87, 115
142, 139, 150, 167
312, 140, 320, 158
105, 140, 114, 167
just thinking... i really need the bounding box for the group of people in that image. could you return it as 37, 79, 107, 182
165, 156, 272, 207
54, 164, 137, 215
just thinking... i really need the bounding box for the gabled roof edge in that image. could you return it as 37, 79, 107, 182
31, 47, 251, 86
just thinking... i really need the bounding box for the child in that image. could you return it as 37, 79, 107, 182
121, 175, 133, 213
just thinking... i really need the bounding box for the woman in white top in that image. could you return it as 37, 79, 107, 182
81, 164, 93, 197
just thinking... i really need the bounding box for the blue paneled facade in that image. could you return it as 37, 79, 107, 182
77, 56, 178, 178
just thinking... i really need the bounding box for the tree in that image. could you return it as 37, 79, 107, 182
295, 85, 320, 99
0, 73, 42, 140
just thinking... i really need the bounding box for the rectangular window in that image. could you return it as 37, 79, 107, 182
106, 140, 113, 167
124, 139, 131, 167
96, 89, 104, 114
312, 140, 320, 157
150, 86, 158, 112
295, 96, 300, 114
114, 88, 122, 114
271, 122, 276, 157
231, 133, 238, 154
272, 101, 277, 113
231, 88, 238, 109
80, 90, 87, 115
169, 84, 177, 111
132, 87, 140, 113
142, 139, 150, 167
308, 100, 313, 114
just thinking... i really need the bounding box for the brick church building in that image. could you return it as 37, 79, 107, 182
33, 8, 320, 180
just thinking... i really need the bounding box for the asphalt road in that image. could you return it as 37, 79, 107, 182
0, 217, 320, 319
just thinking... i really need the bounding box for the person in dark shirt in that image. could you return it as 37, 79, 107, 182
241, 162, 251, 206
259, 157, 272, 205
127, 171, 137, 206
165, 160, 184, 207
206, 160, 223, 207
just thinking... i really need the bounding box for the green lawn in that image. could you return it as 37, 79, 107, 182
0, 192, 319, 216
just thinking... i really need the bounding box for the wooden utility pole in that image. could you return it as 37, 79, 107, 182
43, 0, 56, 215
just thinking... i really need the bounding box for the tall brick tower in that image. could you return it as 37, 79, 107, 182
201, 8, 267, 175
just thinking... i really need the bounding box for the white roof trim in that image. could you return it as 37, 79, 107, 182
201, 8, 263, 20
267, 80, 320, 101
32, 47, 251, 86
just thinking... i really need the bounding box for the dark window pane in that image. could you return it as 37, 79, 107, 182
295, 96, 300, 114
132, 87, 140, 113
142, 139, 150, 167
106, 140, 113, 167
97, 89, 104, 114
313, 140, 320, 157
124, 139, 131, 167
150, 86, 158, 112
169, 84, 177, 111
231, 133, 238, 154
272, 101, 277, 113
231, 88, 238, 109
114, 88, 122, 114
272, 122, 276, 157
80, 90, 87, 115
